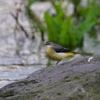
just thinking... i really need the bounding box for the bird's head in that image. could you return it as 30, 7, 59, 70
45, 41, 50, 45
45, 41, 51, 46
45, 41, 53, 48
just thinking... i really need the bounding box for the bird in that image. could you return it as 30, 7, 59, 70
45, 41, 80, 65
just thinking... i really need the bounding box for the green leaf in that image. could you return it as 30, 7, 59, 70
44, 12, 58, 42
52, 2, 64, 15
27, 0, 35, 6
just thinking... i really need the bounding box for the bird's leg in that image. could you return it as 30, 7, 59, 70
56, 61, 60, 65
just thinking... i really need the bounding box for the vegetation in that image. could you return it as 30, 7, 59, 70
26, 0, 100, 50
44, 0, 100, 50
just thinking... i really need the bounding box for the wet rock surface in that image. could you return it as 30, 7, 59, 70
0, 55, 100, 100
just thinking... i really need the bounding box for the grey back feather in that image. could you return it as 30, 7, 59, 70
50, 42, 71, 53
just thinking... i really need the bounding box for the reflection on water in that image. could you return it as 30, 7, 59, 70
0, 65, 45, 88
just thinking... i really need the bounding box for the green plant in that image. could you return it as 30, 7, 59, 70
44, 0, 100, 50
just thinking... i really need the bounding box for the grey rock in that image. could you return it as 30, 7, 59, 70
0, 55, 100, 100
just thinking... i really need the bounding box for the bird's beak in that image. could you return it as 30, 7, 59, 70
43, 41, 46, 45
44, 42, 47, 45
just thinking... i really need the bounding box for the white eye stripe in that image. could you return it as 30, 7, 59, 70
46, 45, 52, 48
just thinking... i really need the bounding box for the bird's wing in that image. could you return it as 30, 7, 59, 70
52, 43, 71, 53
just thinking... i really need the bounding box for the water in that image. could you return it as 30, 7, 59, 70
0, 65, 45, 88
0, 0, 47, 88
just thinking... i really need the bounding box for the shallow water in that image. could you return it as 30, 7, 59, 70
0, 65, 45, 88
0, 0, 47, 88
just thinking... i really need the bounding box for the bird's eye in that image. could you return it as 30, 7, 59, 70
45, 41, 50, 45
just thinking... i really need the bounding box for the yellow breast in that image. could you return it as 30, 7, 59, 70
45, 46, 74, 61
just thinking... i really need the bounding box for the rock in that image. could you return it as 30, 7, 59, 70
0, 55, 100, 100
30, 1, 74, 20
30, 1, 55, 20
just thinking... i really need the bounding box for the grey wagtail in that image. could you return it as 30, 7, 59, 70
45, 41, 80, 65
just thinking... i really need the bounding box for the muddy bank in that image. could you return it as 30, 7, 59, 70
0, 55, 100, 100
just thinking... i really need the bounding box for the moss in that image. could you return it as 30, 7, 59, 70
56, 92, 62, 96
30, 80, 38, 84
73, 76, 80, 80
41, 97, 49, 100
32, 90, 43, 95
61, 76, 71, 82
23, 81, 29, 85
0, 92, 14, 97
64, 76, 69, 79
23, 80, 38, 85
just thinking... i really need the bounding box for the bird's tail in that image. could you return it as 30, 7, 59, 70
73, 52, 93, 56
